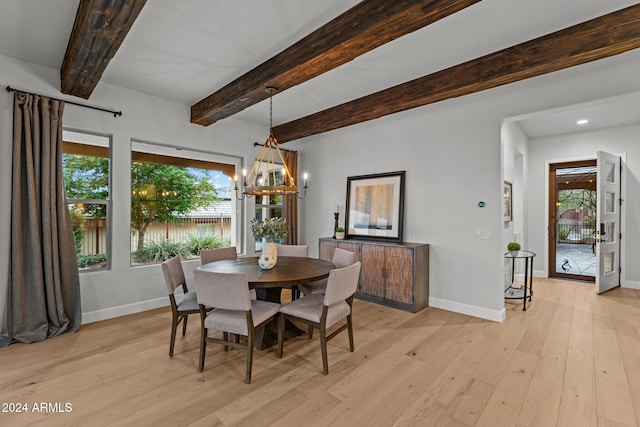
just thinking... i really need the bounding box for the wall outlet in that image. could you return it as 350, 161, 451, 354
475, 228, 491, 239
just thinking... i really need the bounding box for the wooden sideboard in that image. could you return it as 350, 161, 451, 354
319, 238, 429, 313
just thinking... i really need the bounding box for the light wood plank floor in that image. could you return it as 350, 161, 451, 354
1, 278, 640, 426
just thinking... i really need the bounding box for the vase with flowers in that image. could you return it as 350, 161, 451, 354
251, 217, 288, 269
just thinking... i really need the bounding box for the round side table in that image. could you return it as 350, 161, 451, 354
504, 250, 536, 311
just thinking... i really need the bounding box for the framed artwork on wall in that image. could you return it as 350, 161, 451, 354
345, 171, 405, 242
504, 181, 513, 222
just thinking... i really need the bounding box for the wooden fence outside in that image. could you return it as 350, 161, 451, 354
78, 215, 232, 256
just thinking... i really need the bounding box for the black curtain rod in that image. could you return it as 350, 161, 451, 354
253, 141, 296, 153
6, 86, 122, 118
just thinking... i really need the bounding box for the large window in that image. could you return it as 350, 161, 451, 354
130, 141, 240, 265
62, 130, 111, 271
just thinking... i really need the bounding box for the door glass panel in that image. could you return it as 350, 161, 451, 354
603, 251, 614, 274
605, 161, 616, 183
553, 165, 597, 278
605, 191, 615, 214
605, 222, 615, 243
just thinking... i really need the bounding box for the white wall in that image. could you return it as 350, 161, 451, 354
0, 54, 268, 329
527, 124, 640, 288
288, 50, 640, 321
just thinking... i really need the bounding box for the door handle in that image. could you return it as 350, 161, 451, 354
600, 223, 606, 236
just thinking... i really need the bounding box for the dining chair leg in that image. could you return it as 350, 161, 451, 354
182, 315, 188, 336
277, 314, 284, 358
198, 328, 207, 372
169, 315, 178, 357
308, 325, 313, 339
320, 327, 329, 375
347, 314, 355, 352
246, 331, 254, 384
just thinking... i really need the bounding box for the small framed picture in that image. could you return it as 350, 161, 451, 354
504, 181, 513, 222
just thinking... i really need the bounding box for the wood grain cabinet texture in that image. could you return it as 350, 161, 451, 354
319, 238, 429, 313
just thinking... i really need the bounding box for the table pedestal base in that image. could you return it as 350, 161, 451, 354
254, 288, 304, 349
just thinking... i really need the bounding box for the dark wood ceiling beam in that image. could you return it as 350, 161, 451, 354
190, 0, 481, 126
273, 4, 640, 143
60, 0, 148, 99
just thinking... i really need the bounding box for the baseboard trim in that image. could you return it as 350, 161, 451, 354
623, 280, 640, 290
429, 297, 505, 322
84, 294, 516, 325
82, 297, 168, 324
533, 270, 546, 278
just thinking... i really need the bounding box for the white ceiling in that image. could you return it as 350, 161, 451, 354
512, 92, 640, 139
1, 0, 640, 136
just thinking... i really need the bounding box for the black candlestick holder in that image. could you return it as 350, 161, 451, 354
333, 212, 339, 239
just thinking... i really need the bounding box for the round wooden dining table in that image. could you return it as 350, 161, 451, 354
198, 256, 335, 349
198, 256, 335, 303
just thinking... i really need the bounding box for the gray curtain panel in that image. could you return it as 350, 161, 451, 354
0, 91, 81, 347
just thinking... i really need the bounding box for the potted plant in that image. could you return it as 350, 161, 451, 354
507, 241, 521, 256
251, 217, 288, 269
335, 227, 345, 240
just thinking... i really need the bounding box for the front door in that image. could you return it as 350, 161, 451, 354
596, 151, 621, 294
548, 160, 597, 281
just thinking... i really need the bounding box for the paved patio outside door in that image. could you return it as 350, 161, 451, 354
555, 242, 595, 277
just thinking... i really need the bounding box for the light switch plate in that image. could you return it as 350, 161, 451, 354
475, 228, 491, 239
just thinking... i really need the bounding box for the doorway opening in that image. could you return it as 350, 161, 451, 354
548, 160, 596, 281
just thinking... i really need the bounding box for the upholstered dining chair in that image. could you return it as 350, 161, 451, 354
276, 244, 308, 257
194, 269, 280, 384
162, 256, 200, 357
200, 246, 256, 300
200, 246, 237, 265
277, 261, 362, 375
298, 248, 358, 297
276, 244, 308, 299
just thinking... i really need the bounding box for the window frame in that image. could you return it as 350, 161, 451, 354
130, 140, 243, 265
62, 129, 113, 272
